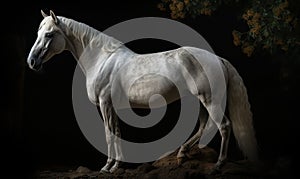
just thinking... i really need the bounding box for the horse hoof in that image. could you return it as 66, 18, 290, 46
109, 164, 120, 173
177, 157, 186, 165
209, 160, 225, 175
99, 169, 110, 173
109, 167, 118, 173
209, 167, 221, 175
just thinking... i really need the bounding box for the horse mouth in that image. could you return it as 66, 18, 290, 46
28, 58, 43, 71
31, 63, 43, 71
31, 48, 48, 71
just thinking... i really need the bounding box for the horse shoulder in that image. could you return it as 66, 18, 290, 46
85, 60, 114, 104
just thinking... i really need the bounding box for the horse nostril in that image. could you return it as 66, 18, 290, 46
30, 59, 35, 67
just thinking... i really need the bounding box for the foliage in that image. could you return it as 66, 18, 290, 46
158, 0, 299, 57
157, 0, 229, 18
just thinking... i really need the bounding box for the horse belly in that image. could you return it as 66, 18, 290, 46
127, 74, 180, 108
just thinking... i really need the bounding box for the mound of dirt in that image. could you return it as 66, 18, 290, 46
36, 146, 290, 179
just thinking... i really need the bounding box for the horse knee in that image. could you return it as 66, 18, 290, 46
220, 120, 231, 137
105, 133, 114, 144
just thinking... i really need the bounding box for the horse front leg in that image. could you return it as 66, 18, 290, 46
101, 123, 115, 173
99, 100, 116, 173
110, 116, 123, 173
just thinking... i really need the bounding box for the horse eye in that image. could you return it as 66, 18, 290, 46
45, 33, 54, 38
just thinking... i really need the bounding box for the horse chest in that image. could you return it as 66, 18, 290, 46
86, 76, 110, 104
85, 81, 98, 104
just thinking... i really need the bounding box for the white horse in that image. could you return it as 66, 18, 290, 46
27, 10, 258, 173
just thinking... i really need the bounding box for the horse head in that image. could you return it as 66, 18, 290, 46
27, 10, 66, 71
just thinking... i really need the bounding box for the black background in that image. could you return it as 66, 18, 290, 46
1, 0, 299, 178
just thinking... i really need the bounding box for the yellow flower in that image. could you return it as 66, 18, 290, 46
285, 15, 293, 23
204, 8, 212, 16
171, 11, 178, 19
203, 1, 210, 7
169, 3, 176, 11
157, 3, 166, 11
263, 44, 270, 49
199, 8, 212, 16
247, 9, 254, 17
242, 45, 254, 57
250, 24, 261, 36
232, 31, 241, 46
253, 13, 261, 21
176, 1, 184, 11
242, 13, 249, 20
275, 38, 284, 45
178, 11, 186, 19
273, 7, 282, 17
281, 45, 288, 51
247, 19, 255, 26
279, 0, 289, 9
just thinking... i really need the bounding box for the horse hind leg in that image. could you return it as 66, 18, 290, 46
204, 102, 231, 173
211, 116, 231, 173
177, 102, 209, 164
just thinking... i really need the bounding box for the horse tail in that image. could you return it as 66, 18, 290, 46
223, 59, 258, 161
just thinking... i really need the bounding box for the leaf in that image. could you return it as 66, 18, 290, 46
263, 29, 269, 37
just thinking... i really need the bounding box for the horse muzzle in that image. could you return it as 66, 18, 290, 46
27, 57, 43, 71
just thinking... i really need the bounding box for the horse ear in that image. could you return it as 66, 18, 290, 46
50, 10, 59, 25
41, 9, 48, 18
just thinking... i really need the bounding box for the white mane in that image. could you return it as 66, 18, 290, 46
58, 16, 123, 53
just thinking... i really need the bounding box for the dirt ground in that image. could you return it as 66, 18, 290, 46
34, 146, 293, 179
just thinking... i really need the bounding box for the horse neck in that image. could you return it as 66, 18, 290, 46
59, 17, 123, 74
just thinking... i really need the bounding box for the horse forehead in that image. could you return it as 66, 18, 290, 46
39, 17, 55, 31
